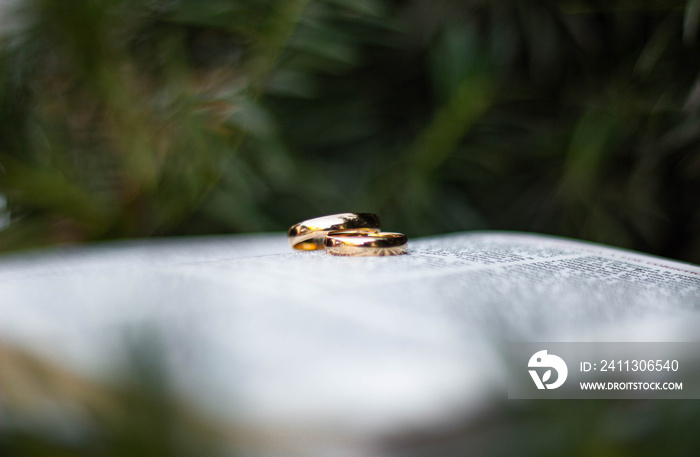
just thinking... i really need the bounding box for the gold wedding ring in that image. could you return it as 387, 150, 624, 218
288, 213, 381, 250
325, 231, 408, 256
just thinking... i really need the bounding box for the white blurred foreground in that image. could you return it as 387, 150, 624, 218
1, 232, 700, 455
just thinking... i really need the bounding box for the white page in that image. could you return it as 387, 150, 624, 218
1, 231, 699, 450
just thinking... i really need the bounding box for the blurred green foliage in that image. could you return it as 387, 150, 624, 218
2, 338, 224, 457
1, 0, 699, 262
382, 399, 700, 457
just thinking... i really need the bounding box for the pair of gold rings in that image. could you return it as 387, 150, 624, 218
288, 213, 407, 256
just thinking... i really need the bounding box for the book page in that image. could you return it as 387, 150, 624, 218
2, 231, 700, 447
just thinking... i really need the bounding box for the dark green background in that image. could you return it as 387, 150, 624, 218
1, 0, 699, 263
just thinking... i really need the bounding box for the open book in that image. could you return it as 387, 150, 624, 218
2, 231, 700, 454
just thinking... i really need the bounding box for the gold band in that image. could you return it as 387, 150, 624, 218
288, 213, 381, 250
325, 231, 408, 256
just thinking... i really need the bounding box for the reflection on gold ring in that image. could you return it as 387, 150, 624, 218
325, 231, 407, 256
288, 213, 381, 250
